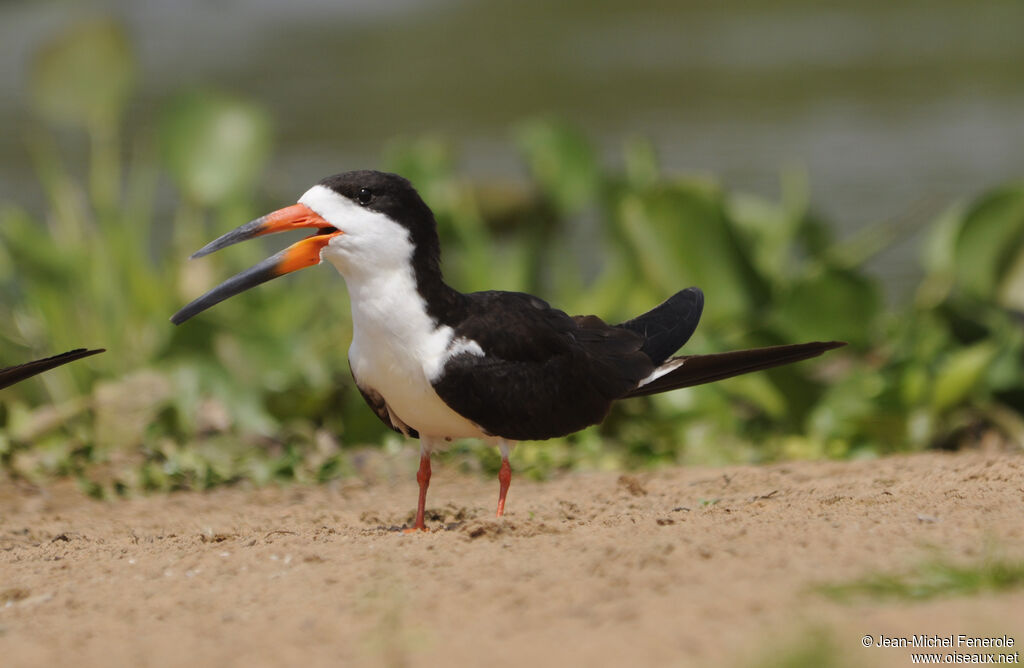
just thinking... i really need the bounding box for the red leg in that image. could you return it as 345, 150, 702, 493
496, 457, 511, 517
404, 452, 431, 532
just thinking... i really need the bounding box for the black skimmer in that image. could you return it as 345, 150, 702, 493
0, 349, 104, 390
172, 171, 844, 531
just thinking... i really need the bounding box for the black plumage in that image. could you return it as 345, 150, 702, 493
622, 341, 844, 398
618, 287, 704, 365
432, 291, 654, 440
0, 349, 104, 390
428, 288, 840, 441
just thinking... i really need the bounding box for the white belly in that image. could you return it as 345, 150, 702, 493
349, 327, 488, 440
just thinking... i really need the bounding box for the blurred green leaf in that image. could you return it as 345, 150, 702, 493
900, 363, 929, 407
383, 137, 504, 292
772, 267, 881, 346
931, 342, 999, 413
609, 182, 766, 324
29, 20, 135, 129
383, 136, 455, 197
920, 203, 965, 277
951, 185, 1024, 303
808, 368, 889, 444
159, 90, 272, 206
516, 118, 601, 215
622, 136, 660, 188
916, 201, 967, 307
727, 167, 810, 284
997, 241, 1024, 311
728, 192, 799, 282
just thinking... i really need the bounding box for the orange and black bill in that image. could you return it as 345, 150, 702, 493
171, 204, 341, 325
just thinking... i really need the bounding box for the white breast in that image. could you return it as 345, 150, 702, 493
344, 269, 489, 441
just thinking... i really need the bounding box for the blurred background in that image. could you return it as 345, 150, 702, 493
1, 0, 1023, 495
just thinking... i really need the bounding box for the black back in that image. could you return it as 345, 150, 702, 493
432, 291, 655, 440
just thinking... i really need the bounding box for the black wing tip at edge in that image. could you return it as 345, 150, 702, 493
625, 339, 846, 398
25, 348, 105, 365
0, 348, 105, 390
618, 286, 706, 366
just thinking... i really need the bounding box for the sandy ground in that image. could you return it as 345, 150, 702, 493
1, 450, 1023, 668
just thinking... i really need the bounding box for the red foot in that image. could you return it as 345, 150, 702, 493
402, 526, 429, 534
496, 458, 511, 517
405, 453, 431, 533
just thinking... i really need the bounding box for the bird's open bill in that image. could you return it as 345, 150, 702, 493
171, 204, 341, 325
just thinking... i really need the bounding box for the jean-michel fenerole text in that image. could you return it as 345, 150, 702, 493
876, 635, 1015, 649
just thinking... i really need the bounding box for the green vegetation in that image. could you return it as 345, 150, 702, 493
746, 629, 846, 668
1, 22, 1023, 495
820, 556, 1024, 602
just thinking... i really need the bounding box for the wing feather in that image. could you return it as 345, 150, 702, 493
432, 292, 653, 440
0, 349, 104, 390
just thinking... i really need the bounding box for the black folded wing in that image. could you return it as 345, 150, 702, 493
0, 349, 105, 390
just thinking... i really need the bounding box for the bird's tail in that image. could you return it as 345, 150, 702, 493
624, 341, 844, 398
0, 349, 105, 390
617, 287, 704, 366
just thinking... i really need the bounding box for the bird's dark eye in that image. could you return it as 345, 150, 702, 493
357, 188, 373, 205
